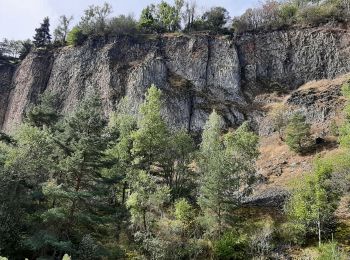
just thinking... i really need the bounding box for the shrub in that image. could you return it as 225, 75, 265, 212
108, 15, 138, 35
318, 241, 347, 260
214, 231, 249, 260
278, 3, 298, 25
278, 222, 306, 246
249, 219, 275, 258
296, 4, 339, 25
66, 26, 86, 46
285, 112, 312, 153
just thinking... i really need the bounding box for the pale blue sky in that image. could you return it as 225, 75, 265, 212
0, 0, 260, 40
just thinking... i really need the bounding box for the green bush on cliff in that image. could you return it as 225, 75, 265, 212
66, 26, 86, 46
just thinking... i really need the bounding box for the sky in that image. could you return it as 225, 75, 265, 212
0, 0, 260, 40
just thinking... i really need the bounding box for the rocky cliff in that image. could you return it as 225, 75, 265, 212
1, 27, 350, 133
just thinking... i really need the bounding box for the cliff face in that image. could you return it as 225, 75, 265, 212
0, 61, 15, 129
1, 27, 350, 133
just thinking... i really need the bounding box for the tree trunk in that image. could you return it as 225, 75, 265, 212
122, 181, 127, 204
318, 211, 321, 247
143, 209, 147, 231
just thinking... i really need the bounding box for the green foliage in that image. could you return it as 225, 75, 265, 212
0, 84, 262, 259
127, 171, 170, 231
108, 15, 138, 35
198, 112, 259, 236
278, 221, 306, 246
285, 158, 340, 245
202, 7, 230, 32
26, 91, 60, 128
279, 3, 298, 25
132, 85, 168, 170
33, 17, 52, 48
54, 15, 73, 44
0, 38, 32, 60
270, 104, 289, 140
232, 0, 347, 34
339, 81, 350, 148
296, 3, 339, 25
66, 26, 86, 46
138, 1, 182, 32
249, 218, 275, 258
62, 254, 71, 260
317, 241, 347, 260
175, 198, 195, 224
213, 231, 249, 260
285, 112, 312, 153
79, 2, 112, 35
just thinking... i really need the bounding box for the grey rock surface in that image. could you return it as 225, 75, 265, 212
0, 61, 15, 129
1, 27, 350, 133
237, 27, 350, 92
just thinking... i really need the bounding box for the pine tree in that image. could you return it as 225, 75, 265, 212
26, 91, 60, 128
285, 112, 311, 153
132, 85, 169, 172
26, 91, 116, 257
33, 17, 52, 48
198, 111, 259, 236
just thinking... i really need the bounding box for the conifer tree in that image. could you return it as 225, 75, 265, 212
132, 85, 168, 172
285, 112, 311, 153
198, 111, 259, 236
33, 17, 52, 48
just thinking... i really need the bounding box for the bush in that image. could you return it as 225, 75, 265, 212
278, 3, 298, 25
285, 112, 312, 153
296, 4, 339, 25
66, 26, 86, 46
108, 15, 138, 35
318, 241, 347, 260
249, 218, 275, 258
214, 231, 249, 260
278, 222, 306, 246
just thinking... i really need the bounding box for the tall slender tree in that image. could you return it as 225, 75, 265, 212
33, 17, 52, 48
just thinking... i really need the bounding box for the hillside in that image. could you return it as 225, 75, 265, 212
1, 25, 350, 259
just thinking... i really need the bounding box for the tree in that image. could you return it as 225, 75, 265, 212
270, 104, 288, 140
54, 15, 73, 44
0, 39, 28, 58
79, 2, 112, 35
198, 111, 259, 236
139, 1, 183, 32
131, 85, 168, 172
285, 112, 311, 153
202, 7, 230, 32
157, 1, 182, 32
182, 0, 197, 31
26, 91, 117, 257
33, 17, 52, 48
126, 170, 170, 232
139, 5, 157, 32
26, 91, 60, 128
165, 129, 195, 200
109, 15, 138, 35
286, 159, 340, 247
0, 124, 57, 257
18, 39, 33, 60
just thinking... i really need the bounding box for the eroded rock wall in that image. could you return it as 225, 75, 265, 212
0, 61, 15, 129
1, 27, 350, 133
